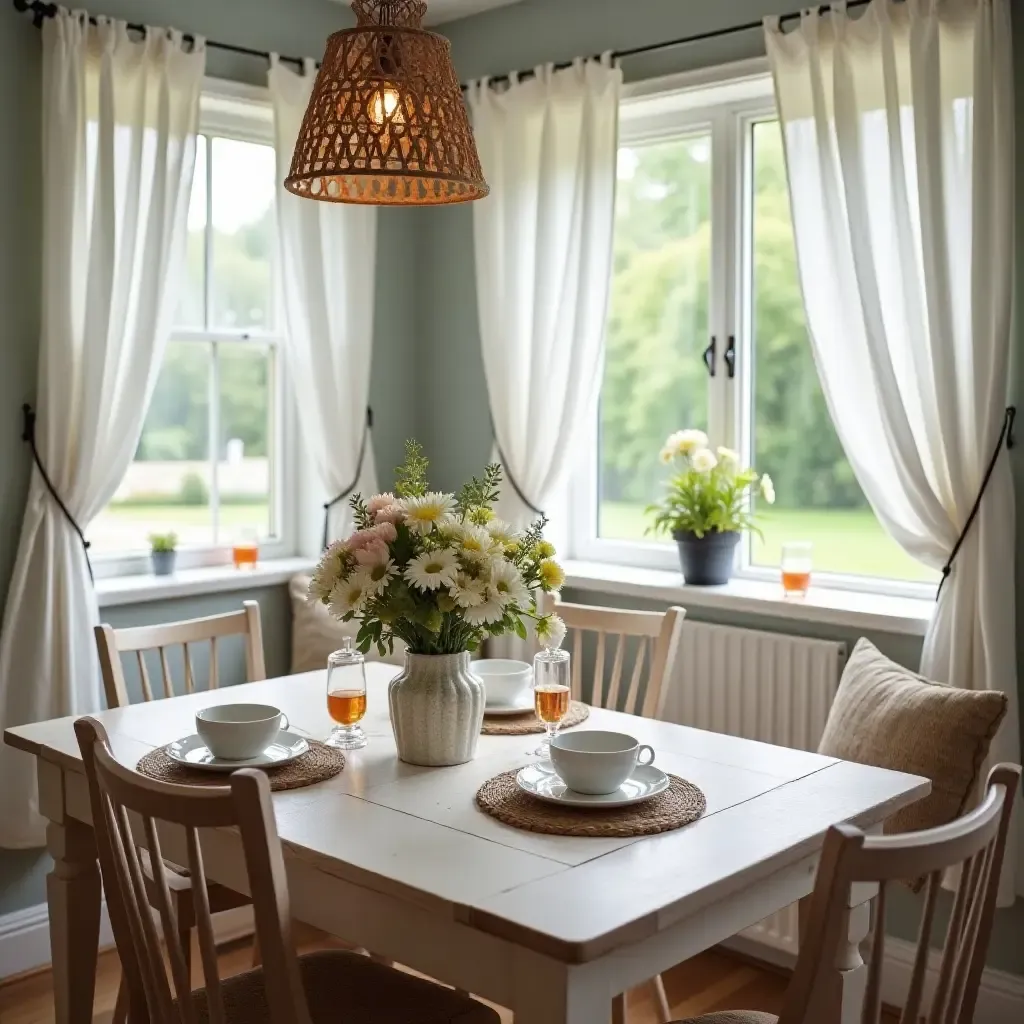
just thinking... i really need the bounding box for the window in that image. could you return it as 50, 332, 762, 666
573, 61, 937, 591
90, 82, 293, 570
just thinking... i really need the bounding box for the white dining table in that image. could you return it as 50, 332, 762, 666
4, 662, 929, 1024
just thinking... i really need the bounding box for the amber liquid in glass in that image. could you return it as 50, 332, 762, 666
233, 543, 259, 570
327, 690, 367, 725
781, 570, 811, 595
535, 685, 571, 723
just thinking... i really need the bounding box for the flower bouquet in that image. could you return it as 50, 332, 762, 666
309, 441, 566, 765
647, 429, 775, 585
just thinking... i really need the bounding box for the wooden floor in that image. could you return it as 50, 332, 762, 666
0, 927, 899, 1023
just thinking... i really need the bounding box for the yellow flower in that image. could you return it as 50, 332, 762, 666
538, 558, 565, 592
468, 506, 494, 525
536, 540, 556, 558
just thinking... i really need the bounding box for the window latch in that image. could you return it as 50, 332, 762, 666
702, 336, 717, 378
724, 335, 737, 379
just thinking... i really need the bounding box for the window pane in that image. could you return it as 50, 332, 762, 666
599, 134, 712, 541
748, 120, 935, 582
176, 138, 207, 329
218, 344, 273, 542
89, 341, 212, 552
210, 137, 276, 332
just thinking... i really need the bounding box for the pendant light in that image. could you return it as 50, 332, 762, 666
284, 0, 489, 205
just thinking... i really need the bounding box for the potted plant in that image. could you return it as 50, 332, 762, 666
646, 430, 775, 586
148, 532, 178, 576
308, 441, 565, 767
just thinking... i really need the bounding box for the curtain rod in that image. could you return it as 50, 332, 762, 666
12, 0, 875, 87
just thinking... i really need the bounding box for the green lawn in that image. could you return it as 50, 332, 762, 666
89, 502, 269, 552
600, 502, 936, 583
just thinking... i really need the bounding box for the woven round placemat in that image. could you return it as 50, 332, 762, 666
136, 741, 345, 791
476, 768, 706, 837
481, 701, 590, 736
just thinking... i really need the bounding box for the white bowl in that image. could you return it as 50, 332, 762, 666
471, 659, 533, 708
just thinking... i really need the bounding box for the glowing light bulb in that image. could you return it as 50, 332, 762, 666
370, 88, 402, 127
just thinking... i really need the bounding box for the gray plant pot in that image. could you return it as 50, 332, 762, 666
672, 529, 740, 586
388, 652, 485, 766
150, 550, 177, 576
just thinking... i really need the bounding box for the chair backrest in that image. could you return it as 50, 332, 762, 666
96, 601, 267, 709
781, 763, 1021, 1024
74, 716, 312, 1024
551, 598, 686, 719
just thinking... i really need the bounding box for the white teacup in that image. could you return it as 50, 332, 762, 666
195, 704, 289, 761
472, 659, 532, 707
549, 730, 655, 795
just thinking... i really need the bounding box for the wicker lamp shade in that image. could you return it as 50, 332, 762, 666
285, 0, 488, 205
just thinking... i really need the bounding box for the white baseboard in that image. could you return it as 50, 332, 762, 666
721, 934, 1024, 1024
0, 901, 254, 982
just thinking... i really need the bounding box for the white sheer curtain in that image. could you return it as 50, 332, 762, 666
765, 0, 1019, 896
0, 12, 204, 848
268, 56, 378, 547
468, 56, 621, 530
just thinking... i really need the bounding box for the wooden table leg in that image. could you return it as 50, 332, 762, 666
46, 817, 101, 1024
813, 884, 874, 1024
512, 956, 611, 1024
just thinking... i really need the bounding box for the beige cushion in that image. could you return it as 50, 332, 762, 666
674, 1014, 777, 1024
192, 948, 499, 1024
289, 574, 405, 674
819, 638, 1007, 837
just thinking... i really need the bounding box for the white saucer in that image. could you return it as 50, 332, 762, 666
483, 695, 535, 717
165, 731, 310, 773
515, 762, 670, 808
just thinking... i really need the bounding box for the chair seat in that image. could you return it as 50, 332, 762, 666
674, 1013, 778, 1024
192, 949, 500, 1024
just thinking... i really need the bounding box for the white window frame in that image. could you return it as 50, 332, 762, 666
93, 78, 298, 579
567, 58, 934, 601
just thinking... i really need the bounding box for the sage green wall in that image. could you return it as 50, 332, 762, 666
0, 0, 420, 920
416, 0, 1024, 978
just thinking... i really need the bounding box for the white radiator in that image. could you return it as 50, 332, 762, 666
661, 621, 846, 957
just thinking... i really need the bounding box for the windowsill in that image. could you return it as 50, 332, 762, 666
95, 557, 317, 608
562, 560, 933, 637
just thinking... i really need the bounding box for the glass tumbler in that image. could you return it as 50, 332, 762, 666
533, 646, 571, 757
325, 638, 368, 749
781, 541, 813, 598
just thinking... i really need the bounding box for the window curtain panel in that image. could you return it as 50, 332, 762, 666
0, 12, 204, 848
268, 56, 378, 547
765, 0, 1019, 897
468, 56, 621, 531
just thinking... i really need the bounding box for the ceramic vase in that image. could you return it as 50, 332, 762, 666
388, 652, 485, 766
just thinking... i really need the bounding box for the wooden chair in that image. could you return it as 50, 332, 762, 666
94, 602, 267, 1022
552, 598, 686, 722
74, 716, 500, 1024
669, 763, 1021, 1024
95, 601, 266, 709
550, 598, 685, 1024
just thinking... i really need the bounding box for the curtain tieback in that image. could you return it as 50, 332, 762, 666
937, 406, 1015, 599
322, 407, 373, 551
21, 403, 93, 582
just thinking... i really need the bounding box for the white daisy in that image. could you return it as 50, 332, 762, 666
401, 492, 457, 535
666, 428, 708, 457
535, 613, 567, 650
760, 473, 776, 505
716, 446, 740, 467
489, 559, 530, 608
486, 518, 520, 547
362, 558, 397, 597
456, 523, 499, 560
691, 448, 718, 473
328, 571, 371, 617
404, 548, 459, 591
308, 540, 348, 603
463, 592, 507, 626
450, 572, 486, 608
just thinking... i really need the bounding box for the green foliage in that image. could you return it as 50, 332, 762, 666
178, 472, 209, 507
148, 532, 177, 552
456, 463, 502, 517
647, 459, 761, 538
394, 440, 430, 498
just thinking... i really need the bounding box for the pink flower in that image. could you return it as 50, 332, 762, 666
355, 540, 390, 567
367, 492, 397, 516
373, 521, 398, 543
374, 504, 406, 526
346, 529, 377, 550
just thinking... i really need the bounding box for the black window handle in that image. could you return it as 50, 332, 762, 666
702, 336, 716, 377
724, 335, 736, 379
